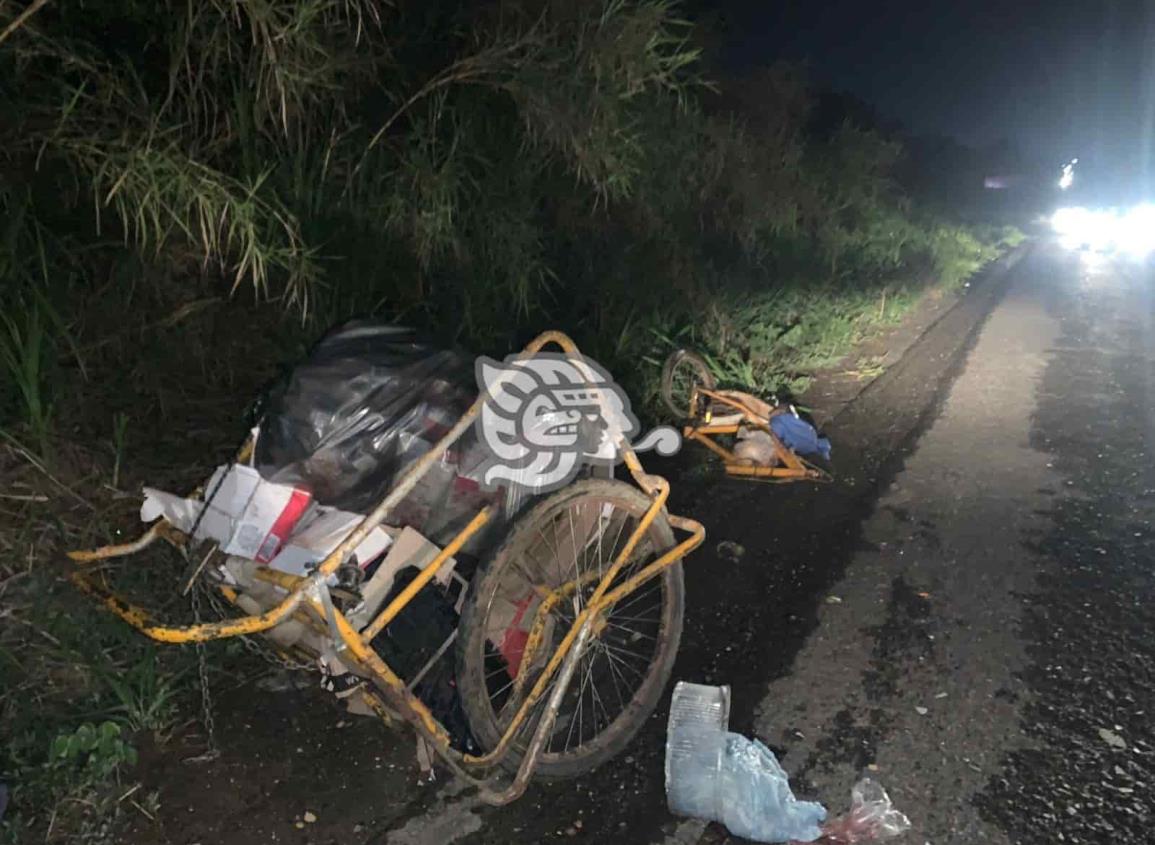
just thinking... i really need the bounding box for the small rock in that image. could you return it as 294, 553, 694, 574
915, 706, 929, 716
294, 821, 305, 830
565, 826, 578, 836
1098, 728, 1127, 749
867, 763, 880, 772
575, 820, 583, 830
353, 824, 364, 833
825, 595, 843, 605
303, 811, 317, 824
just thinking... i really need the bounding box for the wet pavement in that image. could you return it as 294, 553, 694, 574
127, 241, 1155, 845
452, 241, 1153, 844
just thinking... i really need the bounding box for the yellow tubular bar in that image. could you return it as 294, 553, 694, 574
66, 329, 709, 797
69, 567, 306, 643
309, 593, 453, 747
462, 480, 705, 767
464, 519, 704, 766
67, 330, 657, 636
510, 570, 601, 702
362, 506, 493, 641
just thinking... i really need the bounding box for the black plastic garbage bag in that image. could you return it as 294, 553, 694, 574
254, 321, 500, 547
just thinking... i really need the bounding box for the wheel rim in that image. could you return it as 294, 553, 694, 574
474, 493, 673, 761
663, 352, 718, 419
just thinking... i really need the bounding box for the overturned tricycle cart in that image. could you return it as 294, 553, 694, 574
69, 328, 705, 805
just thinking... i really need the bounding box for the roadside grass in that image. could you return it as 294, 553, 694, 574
626, 225, 1015, 407
0, 289, 292, 843
0, 221, 1021, 843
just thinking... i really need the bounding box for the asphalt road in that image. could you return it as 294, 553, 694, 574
128, 240, 1155, 845
383, 240, 1154, 845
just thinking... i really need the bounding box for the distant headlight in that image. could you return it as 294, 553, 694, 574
1052, 206, 1112, 249
1050, 205, 1150, 254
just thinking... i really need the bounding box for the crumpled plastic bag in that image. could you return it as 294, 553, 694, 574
720, 733, 827, 842
252, 320, 508, 552
816, 779, 911, 843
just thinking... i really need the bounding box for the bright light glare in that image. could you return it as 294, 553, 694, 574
1118, 203, 1155, 257
1053, 203, 1155, 257
1051, 206, 1087, 235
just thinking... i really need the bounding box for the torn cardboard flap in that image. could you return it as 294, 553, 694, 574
140, 464, 393, 575
269, 509, 394, 576
141, 464, 311, 563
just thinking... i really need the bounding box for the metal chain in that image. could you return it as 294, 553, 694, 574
186, 581, 220, 763
199, 579, 317, 673
180, 459, 312, 760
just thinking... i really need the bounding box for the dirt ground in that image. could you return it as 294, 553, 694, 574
37, 239, 1154, 845
108, 243, 1070, 845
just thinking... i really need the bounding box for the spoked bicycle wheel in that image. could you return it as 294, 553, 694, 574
660, 349, 718, 419
456, 479, 684, 777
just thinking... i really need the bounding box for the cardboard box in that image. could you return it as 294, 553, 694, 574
141, 464, 312, 563
268, 508, 394, 576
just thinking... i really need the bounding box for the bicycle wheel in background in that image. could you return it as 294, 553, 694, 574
456, 478, 684, 777
660, 349, 716, 419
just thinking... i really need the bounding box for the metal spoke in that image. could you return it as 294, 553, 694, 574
606, 584, 663, 619
567, 506, 584, 617
566, 643, 595, 751
598, 640, 652, 676
604, 621, 657, 643
586, 653, 613, 730
599, 641, 629, 712
602, 609, 662, 626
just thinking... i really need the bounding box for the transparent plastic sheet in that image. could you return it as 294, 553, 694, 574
254, 321, 504, 550
813, 779, 911, 844
666, 683, 826, 843
667, 684, 911, 844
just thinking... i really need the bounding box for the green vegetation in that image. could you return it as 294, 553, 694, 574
0, 1, 1022, 841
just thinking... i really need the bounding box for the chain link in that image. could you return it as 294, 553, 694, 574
199, 578, 318, 673
186, 581, 220, 763
179, 462, 314, 762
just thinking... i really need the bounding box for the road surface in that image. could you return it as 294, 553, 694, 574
131, 241, 1155, 845
400, 240, 1154, 845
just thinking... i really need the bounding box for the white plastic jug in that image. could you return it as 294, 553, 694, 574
665, 681, 731, 819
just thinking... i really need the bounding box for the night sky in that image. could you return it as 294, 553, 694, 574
700, 0, 1155, 187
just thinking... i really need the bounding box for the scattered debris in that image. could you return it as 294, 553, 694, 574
665, 683, 910, 843
666, 682, 825, 842
303, 810, 317, 823
825, 595, 843, 605
820, 779, 912, 844
914, 706, 928, 716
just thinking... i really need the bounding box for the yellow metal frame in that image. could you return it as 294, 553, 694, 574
67, 330, 705, 805
681, 386, 831, 483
